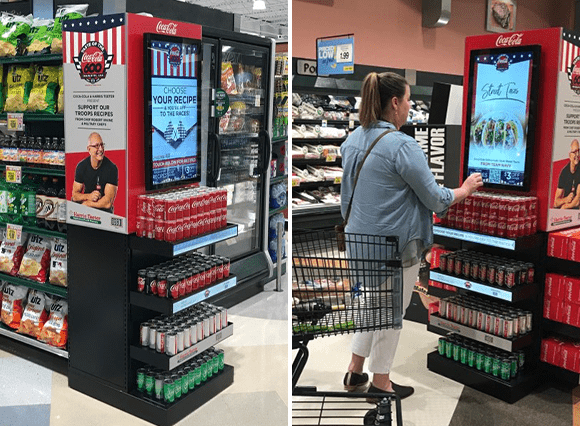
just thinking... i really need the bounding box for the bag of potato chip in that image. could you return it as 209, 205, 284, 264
26, 65, 58, 114
0, 66, 5, 112
4, 64, 34, 112
1, 283, 28, 329
0, 14, 33, 57
27, 18, 54, 55
57, 66, 63, 113
49, 238, 66, 287
0, 229, 29, 276
18, 234, 51, 283
17, 289, 48, 338
38, 297, 67, 347
52, 4, 88, 54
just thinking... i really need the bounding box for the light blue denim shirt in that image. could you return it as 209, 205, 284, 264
340, 121, 455, 266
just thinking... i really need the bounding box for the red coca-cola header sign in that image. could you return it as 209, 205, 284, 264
156, 21, 178, 35
82, 51, 104, 63
496, 33, 524, 47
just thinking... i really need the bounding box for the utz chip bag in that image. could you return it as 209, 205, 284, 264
221, 62, 237, 95
52, 4, 88, 54
26, 65, 59, 114
1, 283, 28, 329
0, 229, 29, 276
27, 18, 54, 55
57, 66, 63, 113
0, 65, 4, 112
0, 14, 33, 57
18, 234, 51, 283
49, 238, 66, 287
5, 64, 34, 112
17, 289, 48, 338
39, 297, 68, 347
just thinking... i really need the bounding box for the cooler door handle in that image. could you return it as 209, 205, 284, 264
209, 132, 222, 182
259, 130, 271, 175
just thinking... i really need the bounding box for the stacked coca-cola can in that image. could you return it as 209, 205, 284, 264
438, 249, 535, 289
139, 302, 228, 355
137, 252, 231, 299
440, 193, 538, 238
136, 186, 228, 242
439, 294, 532, 339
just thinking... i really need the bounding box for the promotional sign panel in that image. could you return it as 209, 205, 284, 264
62, 14, 127, 233
316, 36, 354, 75
548, 30, 580, 230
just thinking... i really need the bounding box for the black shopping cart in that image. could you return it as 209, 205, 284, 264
292, 229, 405, 426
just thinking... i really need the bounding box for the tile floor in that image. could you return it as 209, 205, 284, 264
0, 274, 288, 426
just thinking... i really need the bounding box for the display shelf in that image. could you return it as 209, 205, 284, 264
427, 351, 542, 403
293, 180, 340, 190
0, 222, 66, 239
292, 119, 357, 126
433, 225, 542, 251
427, 285, 457, 298
429, 270, 538, 302
292, 203, 340, 216
270, 175, 287, 185
542, 318, 580, 341
292, 158, 342, 167
130, 323, 233, 371
0, 164, 65, 176
272, 136, 288, 143
269, 205, 288, 216
130, 275, 237, 315
129, 224, 238, 257
546, 256, 580, 276
0, 113, 64, 122
0, 323, 68, 359
292, 137, 347, 144
0, 53, 62, 64
428, 314, 533, 352
540, 361, 580, 387
70, 365, 233, 426
0, 272, 67, 298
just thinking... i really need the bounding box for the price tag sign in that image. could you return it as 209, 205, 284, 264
334, 176, 342, 184
321, 120, 328, 128
6, 165, 21, 184
6, 113, 23, 131
336, 43, 353, 63
6, 224, 22, 243
292, 178, 300, 187
326, 154, 337, 162
255, 94, 261, 107
349, 120, 355, 129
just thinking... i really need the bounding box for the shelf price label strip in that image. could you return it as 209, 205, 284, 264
429, 315, 514, 352
429, 271, 513, 301
173, 276, 237, 313
433, 226, 516, 250
173, 226, 238, 256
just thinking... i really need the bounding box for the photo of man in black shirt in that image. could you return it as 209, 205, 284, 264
554, 139, 580, 209
72, 132, 118, 213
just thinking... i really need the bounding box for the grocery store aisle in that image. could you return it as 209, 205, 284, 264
0, 273, 288, 426
292, 319, 573, 426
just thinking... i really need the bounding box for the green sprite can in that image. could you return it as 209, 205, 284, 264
200, 360, 208, 382
445, 339, 453, 358
501, 359, 511, 380
460, 346, 468, 365
136, 368, 147, 392
217, 349, 225, 371
145, 371, 155, 395
185, 366, 195, 391
163, 379, 175, 404
194, 362, 202, 386
452, 343, 460, 362
467, 347, 475, 368
180, 370, 189, 395
171, 374, 182, 399
492, 356, 500, 377
438, 337, 446, 356
204, 355, 213, 378
475, 351, 484, 370
510, 355, 518, 378
517, 350, 525, 369
211, 352, 219, 375
154, 374, 164, 400
483, 354, 492, 374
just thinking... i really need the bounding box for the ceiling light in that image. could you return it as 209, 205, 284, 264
253, 0, 266, 10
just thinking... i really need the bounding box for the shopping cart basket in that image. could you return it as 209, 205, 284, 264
292, 229, 404, 426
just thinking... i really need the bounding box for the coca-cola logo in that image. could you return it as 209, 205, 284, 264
156, 21, 178, 35
73, 41, 114, 84
495, 33, 523, 47
168, 44, 182, 67
568, 57, 580, 95
168, 205, 178, 213
496, 54, 510, 72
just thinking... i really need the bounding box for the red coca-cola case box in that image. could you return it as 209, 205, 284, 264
567, 231, 580, 261
545, 273, 563, 299
544, 297, 564, 322
560, 343, 580, 371
562, 276, 580, 304
562, 302, 580, 326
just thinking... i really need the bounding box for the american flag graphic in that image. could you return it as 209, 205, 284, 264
62, 14, 126, 66
561, 31, 580, 73
150, 41, 197, 78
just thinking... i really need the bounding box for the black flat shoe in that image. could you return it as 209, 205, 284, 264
366, 382, 414, 403
343, 371, 369, 392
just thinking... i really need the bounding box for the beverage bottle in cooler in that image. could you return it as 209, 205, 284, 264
49, 137, 59, 168
33, 137, 43, 165
44, 177, 59, 231
57, 137, 65, 168
18, 135, 28, 164
36, 175, 49, 228
7, 135, 18, 163
0, 134, 5, 164
20, 175, 37, 226
57, 178, 66, 233
25, 136, 34, 164
6, 180, 21, 223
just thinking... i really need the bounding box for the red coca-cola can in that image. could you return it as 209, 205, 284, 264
481, 194, 491, 216
175, 219, 184, 240
165, 198, 178, 221
192, 192, 202, 216
497, 217, 507, 237
524, 216, 532, 236
191, 268, 200, 290
153, 197, 165, 221
181, 196, 191, 219
137, 195, 147, 217
168, 275, 179, 299
472, 193, 482, 214
446, 212, 456, 229
220, 188, 227, 208
182, 220, 191, 239
223, 258, 230, 277
455, 210, 464, 230
463, 214, 472, 231
210, 210, 217, 231
165, 220, 177, 242
136, 216, 146, 237
498, 197, 508, 220
205, 212, 212, 233
155, 219, 165, 240
178, 272, 186, 297
530, 197, 538, 216
157, 273, 168, 298
185, 271, 193, 294
145, 196, 154, 219
517, 217, 525, 237
145, 217, 154, 239
507, 218, 518, 238
531, 215, 537, 234
221, 208, 228, 228
203, 191, 211, 213
190, 214, 199, 237
472, 211, 481, 233
507, 197, 520, 218
489, 197, 499, 219
216, 260, 224, 280
464, 196, 473, 215
481, 216, 489, 235
488, 217, 497, 236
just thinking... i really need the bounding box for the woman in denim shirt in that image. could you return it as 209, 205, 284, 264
341, 72, 482, 400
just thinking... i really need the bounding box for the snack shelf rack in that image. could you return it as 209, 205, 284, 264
0, 322, 68, 359
0, 272, 67, 298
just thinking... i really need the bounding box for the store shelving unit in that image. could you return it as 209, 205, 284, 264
0, 322, 68, 359
0, 164, 65, 177
428, 226, 547, 403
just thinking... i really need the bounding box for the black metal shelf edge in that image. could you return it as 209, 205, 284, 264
130, 275, 237, 314
0, 323, 68, 358
0, 54, 63, 64
292, 119, 358, 126
546, 256, 580, 275
540, 361, 580, 387
291, 138, 347, 143
129, 224, 238, 257
0, 164, 65, 176
427, 351, 542, 403
270, 175, 288, 185
0, 113, 64, 122
542, 318, 580, 340
0, 271, 67, 298
433, 225, 544, 251
272, 136, 288, 142
0, 222, 67, 239
427, 285, 458, 298
293, 181, 340, 190
291, 203, 341, 216
292, 159, 342, 167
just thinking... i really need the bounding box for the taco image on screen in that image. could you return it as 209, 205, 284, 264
472, 112, 523, 150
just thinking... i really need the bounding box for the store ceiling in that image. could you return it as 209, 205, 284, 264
181, 0, 288, 30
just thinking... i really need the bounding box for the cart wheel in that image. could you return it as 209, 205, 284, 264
363, 408, 377, 425
364, 398, 393, 426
